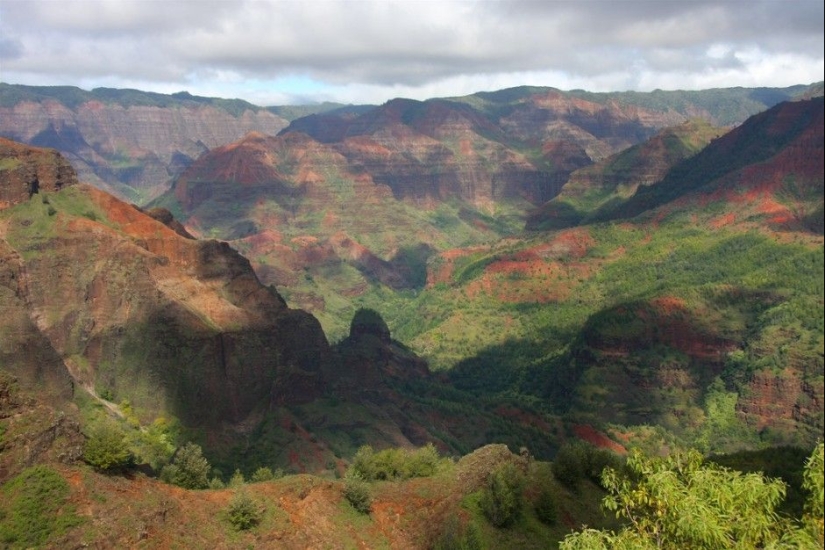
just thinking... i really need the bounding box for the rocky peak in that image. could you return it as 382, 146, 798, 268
0, 137, 78, 209
349, 307, 392, 343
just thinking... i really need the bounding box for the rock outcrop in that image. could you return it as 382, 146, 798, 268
1, 140, 333, 433
0, 137, 78, 209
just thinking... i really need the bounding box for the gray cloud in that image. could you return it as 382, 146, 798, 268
0, 0, 821, 104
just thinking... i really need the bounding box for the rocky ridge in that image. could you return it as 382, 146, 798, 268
0, 85, 290, 202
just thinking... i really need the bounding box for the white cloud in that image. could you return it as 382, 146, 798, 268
1, 0, 822, 105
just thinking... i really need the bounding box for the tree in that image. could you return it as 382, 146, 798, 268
342, 470, 372, 514
225, 489, 262, 531
534, 488, 558, 526
560, 443, 825, 550
251, 467, 274, 483
82, 421, 133, 473
778, 442, 824, 548
479, 462, 525, 528
160, 442, 210, 489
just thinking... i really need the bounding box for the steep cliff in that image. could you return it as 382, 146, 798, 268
595, 96, 825, 225
0, 85, 289, 202
1, 142, 568, 474
0, 137, 79, 209
0, 134, 336, 437
527, 119, 724, 229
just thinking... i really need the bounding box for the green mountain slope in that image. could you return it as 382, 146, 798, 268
390, 98, 824, 452
526, 119, 725, 230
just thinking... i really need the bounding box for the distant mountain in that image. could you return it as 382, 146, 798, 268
151, 84, 820, 338
0, 84, 291, 202
0, 140, 567, 476
592, 96, 825, 228
1, 82, 816, 206
406, 98, 823, 450
526, 118, 725, 230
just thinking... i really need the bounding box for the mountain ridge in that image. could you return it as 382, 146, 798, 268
1, 86, 823, 548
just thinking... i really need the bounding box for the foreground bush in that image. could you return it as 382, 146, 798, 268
160, 442, 211, 489
225, 489, 262, 531
560, 442, 825, 549
83, 421, 133, 473
343, 471, 372, 514
0, 466, 82, 547
349, 443, 445, 481
479, 462, 525, 528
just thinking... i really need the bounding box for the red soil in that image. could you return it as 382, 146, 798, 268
572, 424, 627, 455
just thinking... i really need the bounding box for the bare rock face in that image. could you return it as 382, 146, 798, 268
1, 151, 333, 433
0, 137, 78, 209
0, 88, 289, 201
497, 90, 687, 161
737, 370, 824, 443
283, 98, 565, 206
333, 308, 429, 395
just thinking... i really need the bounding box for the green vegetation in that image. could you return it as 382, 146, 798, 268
478, 462, 525, 528
348, 443, 448, 481
433, 515, 484, 550
379, 217, 823, 453
340, 443, 450, 517
160, 442, 211, 489
224, 489, 263, 531
0, 466, 83, 548
551, 442, 623, 491
452, 85, 807, 125
533, 488, 558, 526
250, 466, 279, 483
82, 420, 134, 473
0, 82, 265, 114
267, 102, 372, 121
560, 443, 824, 549
342, 471, 373, 514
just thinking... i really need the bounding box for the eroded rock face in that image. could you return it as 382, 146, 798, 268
0, 137, 78, 209
281, 97, 574, 206
1, 158, 332, 432
0, 93, 288, 200
738, 369, 824, 443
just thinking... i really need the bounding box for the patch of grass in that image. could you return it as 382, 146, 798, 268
0, 157, 22, 171
0, 466, 83, 548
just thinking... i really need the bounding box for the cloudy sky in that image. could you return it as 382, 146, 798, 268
1, 0, 822, 106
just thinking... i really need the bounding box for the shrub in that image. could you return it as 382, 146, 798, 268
434, 514, 483, 550
552, 443, 587, 490
229, 469, 245, 487
561, 447, 804, 549
82, 421, 133, 473
343, 472, 372, 514
225, 490, 262, 531
348, 443, 445, 481
251, 467, 274, 483
160, 442, 210, 489
534, 488, 557, 526
552, 442, 622, 491
479, 462, 525, 528
401, 443, 441, 478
